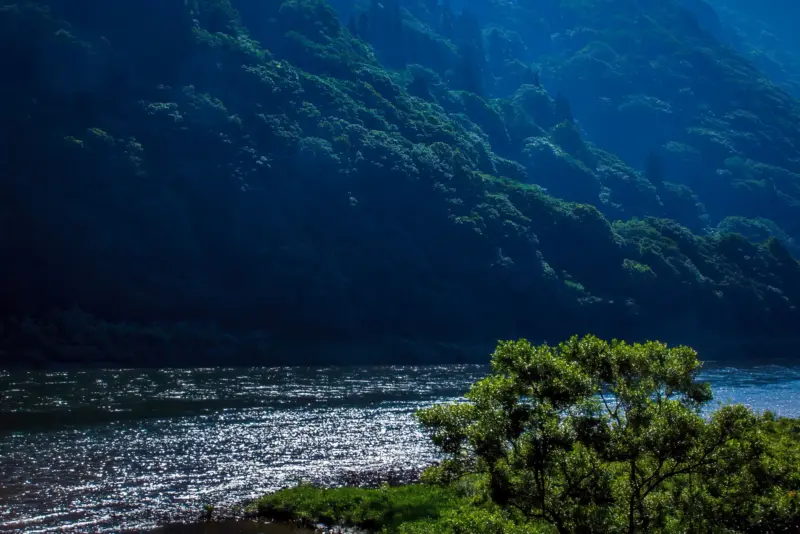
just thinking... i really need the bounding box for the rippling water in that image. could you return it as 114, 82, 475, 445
2, 363, 800, 533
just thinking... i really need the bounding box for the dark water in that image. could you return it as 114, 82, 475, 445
2, 364, 800, 533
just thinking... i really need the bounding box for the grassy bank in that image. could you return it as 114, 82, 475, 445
249, 481, 544, 533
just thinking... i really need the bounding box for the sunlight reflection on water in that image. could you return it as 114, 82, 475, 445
0, 364, 798, 532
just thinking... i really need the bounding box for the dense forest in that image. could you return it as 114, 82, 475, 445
701, 0, 800, 96
2, 0, 800, 366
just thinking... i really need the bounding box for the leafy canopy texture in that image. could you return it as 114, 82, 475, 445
417, 335, 769, 534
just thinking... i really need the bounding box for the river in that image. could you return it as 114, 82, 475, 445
1, 363, 799, 532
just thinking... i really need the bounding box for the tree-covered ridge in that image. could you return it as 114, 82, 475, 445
537, 0, 800, 242
337, 0, 800, 245
701, 0, 800, 96
0, 0, 799, 365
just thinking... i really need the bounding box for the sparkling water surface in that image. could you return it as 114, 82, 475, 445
1, 363, 799, 533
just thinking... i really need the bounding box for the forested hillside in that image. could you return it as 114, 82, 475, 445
702, 0, 800, 96
1, 0, 800, 366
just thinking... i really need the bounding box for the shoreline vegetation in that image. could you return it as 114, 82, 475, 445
213, 336, 800, 534
4, 310, 800, 369
148, 521, 320, 534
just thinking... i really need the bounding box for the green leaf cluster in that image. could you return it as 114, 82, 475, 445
417, 335, 799, 533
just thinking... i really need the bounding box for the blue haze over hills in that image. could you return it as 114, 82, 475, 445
1, 0, 800, 366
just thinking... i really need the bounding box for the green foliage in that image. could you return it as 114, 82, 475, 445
671, 412, 800, 533
416, 335, 796, 533
252, 478, 551, 533
3, 0, 800, 366
716, 216, 800, 257
705, 0, 800, 95
250, 337, 800, 533
622, 259, 656, 282
256, 483, 441, 530
537, 0, 800, 240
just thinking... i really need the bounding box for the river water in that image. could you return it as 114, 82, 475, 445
1, 363, 800, 533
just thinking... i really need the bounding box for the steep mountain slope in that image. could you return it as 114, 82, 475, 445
537, 0, 800, 242
1, 0, 799, 366
349, 0, 800, 247
702, 0, 800, 96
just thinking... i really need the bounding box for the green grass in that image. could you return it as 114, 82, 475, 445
250, 481, 546, 533
251, 483, 462, 531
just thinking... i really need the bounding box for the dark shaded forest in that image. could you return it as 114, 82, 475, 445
2, 0, 800, 366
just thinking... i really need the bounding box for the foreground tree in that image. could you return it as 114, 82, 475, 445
416, 335, 764, 533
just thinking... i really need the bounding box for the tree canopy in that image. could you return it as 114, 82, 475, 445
417, 335, 798, 533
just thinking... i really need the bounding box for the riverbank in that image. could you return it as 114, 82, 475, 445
4, 310, 800, 369
241, 417, 800, 534
147, 522, 316, 534
248, 483, 487, 534
3, 362, 799, 533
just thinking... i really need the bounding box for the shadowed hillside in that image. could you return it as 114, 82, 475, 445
1, 0, 799, 366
